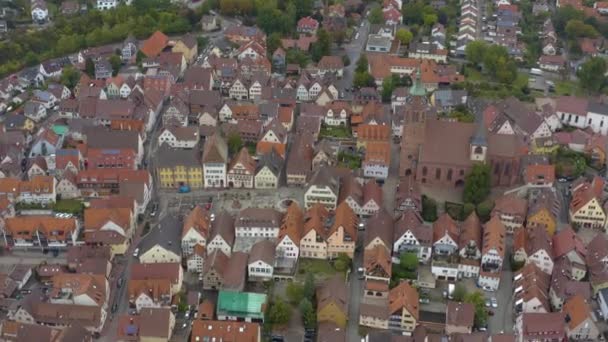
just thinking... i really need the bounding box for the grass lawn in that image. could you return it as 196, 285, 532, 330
319, 124, 352, 138
555, 80, 583, 96
54, 199, 84, 215
338, 152, 362, 169
296, 259, 340, 281
464, 66, 485, 82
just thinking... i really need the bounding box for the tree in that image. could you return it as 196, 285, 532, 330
334, 253, 351, 272
452, 284, 467, 301
267, 32, 282, 56
381, 76, 394, 103
399, 252, 418, 272
342, 55, 350, 67
465, 291, 488, 328
268, 298, 291, 326
463, 163, 491, 205
286, 282, 304, 304
294, 0, 313, 19
421, 195, 438, 222
462, 203, 475, 220
355, 53, 368, 73
423, 13, 438, 27
396, 28, 413, 45
465, 41, 487, 65
369, 6, 383, 25
311, 28, 331, 62
577, 57, 607, 93
84, 57, 95, 78
331, 30, 346, 47
565, 19, 598, 38
227, 133, 243, 155
476, 199, 495, 222
299, 299, 316, 328
353, 71, 375, 88
60, 66, 80, 89
109, 55, 122, 76
303, 273, 315, 301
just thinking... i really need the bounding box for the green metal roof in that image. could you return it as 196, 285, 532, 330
217, 291, 267, 319
410, 69, 427, 97
52, 124, 68, 136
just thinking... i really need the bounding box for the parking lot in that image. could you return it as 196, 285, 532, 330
163, 187, 306, 218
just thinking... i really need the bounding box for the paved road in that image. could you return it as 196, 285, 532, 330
487, 238, 514, 334
346, 235, 364, 342
337, 18, 370, 97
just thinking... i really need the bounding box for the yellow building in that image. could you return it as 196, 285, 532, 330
317, 275, 348, 328
157, 146, 203, 189
389, 281, 420, 332
171, 34, 198, 64
526, 190, 558, 236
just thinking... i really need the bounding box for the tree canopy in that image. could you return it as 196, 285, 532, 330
463, 163, 491, 205
0, 0, 197, 77
577, 57, 607, 93
465, 42, 518, 84
268, 298, 292, 326
465, 291, 489, 328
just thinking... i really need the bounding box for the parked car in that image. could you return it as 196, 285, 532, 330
133, 248, 139, 258
491, 297, 498, 308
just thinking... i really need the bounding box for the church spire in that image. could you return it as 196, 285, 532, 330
409, 68, 426, 97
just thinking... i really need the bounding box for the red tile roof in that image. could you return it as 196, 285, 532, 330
140, 31, 169, 58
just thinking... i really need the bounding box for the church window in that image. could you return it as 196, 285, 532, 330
422, 167, 427, 176
435, 168, 441, 180
447, 169, 453, 181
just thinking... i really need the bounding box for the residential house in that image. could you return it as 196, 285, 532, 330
327, 202, 358, 259
83, 206, 134, 255
299, 204, 331, 259
156, 145, 203, 189
569, 176, 606, 230
4, 216, 78, 249
432, 213, 459, 255
514, 312, 566, 342
248, 240, 276, 281
202, 133, 228, 188
172, 34, 198, 65
276, 203, 304, 266
190, 320, 260, 342
94, 60, 112, 80
363, 141, 390, 180
56, 171, 81, 199
387, 281, 419, 332
202, 250, 230, 290
206, 211, 234, 257
515, 225, 554, 275
586, 234, 608, 293
227, 148, 255, 189
458, 212, 482, 260
524, 164, 555, 188
552, 226, 587, 280
514, 263, 551, 314
31, 0, 49, 22
201, 15, 219, 32
286, 133, 313, 187
117, 308, 175, 341
445, 301, 474, 335
121, 36, 138, 64
234, 207, 282, 240
526, 189, 560, 237
130, 262, 183, 296
29, 129, 62, 158
297, 16, 319, 34
317, 275, 348, 327
254, 149, 283, 189
318, 56, 344, 78
138, 215, 182, 263
181, 205, 211, 258
128, 278, 172, 312
562, 295, 599, 340
304, 168, 340, 210
23, 102, 47, 122
393, 209, 432, 263
479, 216, 506, 291
549, 258, 591, 310
158, 126, 200, 149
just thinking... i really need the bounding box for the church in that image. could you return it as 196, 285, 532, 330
399, 72, 527, 189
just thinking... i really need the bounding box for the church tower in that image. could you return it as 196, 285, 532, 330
399, 69, 430, 178
470, 115, 488, 162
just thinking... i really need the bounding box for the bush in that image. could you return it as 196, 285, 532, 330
334, 253, 351, 272
421, 195, 438, 222
476, 199, 495, 222
286, 282, 304, 304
